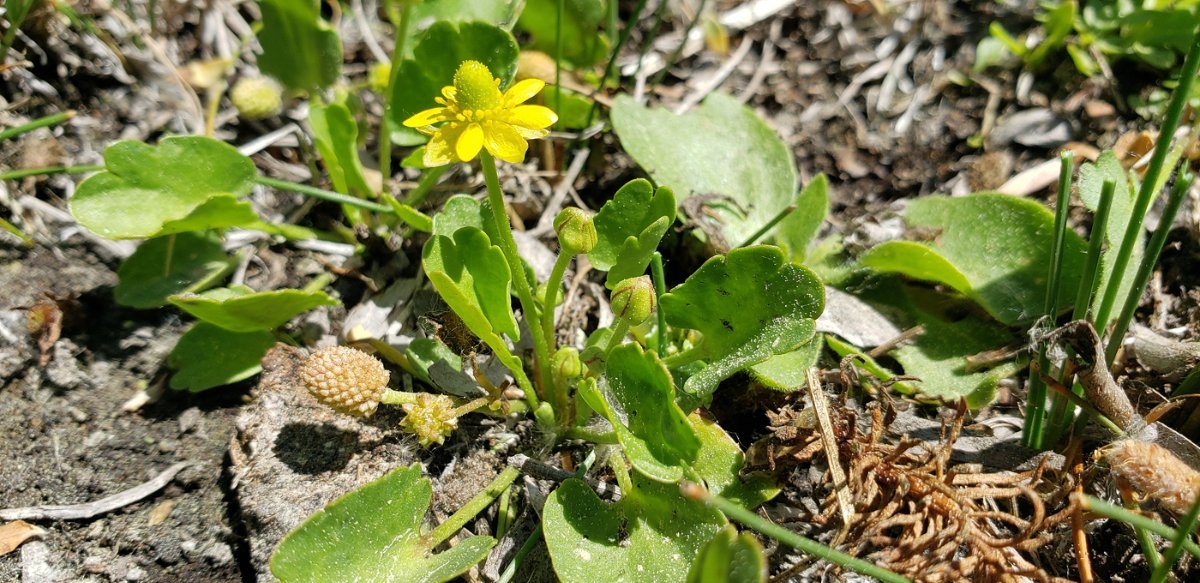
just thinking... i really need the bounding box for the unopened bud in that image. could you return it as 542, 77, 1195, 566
230, 76, 283, 120
611, 276, 655, 326
300, 346, 389, 417
553, 207, 597, 255
552, 347, 583, 382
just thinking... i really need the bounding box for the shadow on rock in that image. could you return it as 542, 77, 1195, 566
274, 423, 361, 474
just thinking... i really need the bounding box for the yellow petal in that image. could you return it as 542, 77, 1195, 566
507, 105, 558, 130
503, 79, 545, 106
441, 86, 457, 101
482, 121, 528, 163
514, 126, 550, 140
453, 123, 485, 162
404, 107, 449, 128
423, 132, 454, 167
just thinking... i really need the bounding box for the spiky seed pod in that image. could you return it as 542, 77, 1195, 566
400, 393, 459, 447
230, 77, 283, 120
1105, 439, 1200, 516
300, 346, 389, 417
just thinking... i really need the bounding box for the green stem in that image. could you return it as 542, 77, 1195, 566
542, 251, 573, 419
563, 427, 619, 444
604, 321, 630, 353
0, 164, 104, 181
683, 482, 911, 583
737, 204, 795, 248
1106, 167, 1194, 364
496, 523, 543, 583
402, 164, 448, 207
608, 452, 633, 494
1078, 494, 1200, 560
378, 2, 414, 183
0, 0, 35, 64
425, 466, 520, 549
254, 175, 393, 214
480, 152, 553, 408
1149, 490, 1200, 583
301, 272, 335, 294
0, 110, 75, 142
1094, 30, 1200, 332
651, 252, 667, 356
1036, 152, 1076, 446
662, 345, 703, 368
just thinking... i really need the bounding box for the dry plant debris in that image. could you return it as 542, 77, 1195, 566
749, 372, 1074, 582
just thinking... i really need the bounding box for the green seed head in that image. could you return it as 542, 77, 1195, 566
611, 276, 656, 326
453, 60, 502, 111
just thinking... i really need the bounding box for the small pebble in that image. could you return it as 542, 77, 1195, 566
67, 406, 89, 423
178, 408, 202, 435
82, 555, 106, 574
125, 565, 147, 581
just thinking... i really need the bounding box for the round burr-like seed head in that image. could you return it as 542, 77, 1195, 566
300, 346, 390, 417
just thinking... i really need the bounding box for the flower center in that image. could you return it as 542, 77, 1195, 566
453, 61, 503, 112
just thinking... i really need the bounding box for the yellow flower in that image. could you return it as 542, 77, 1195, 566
403, 60, 558, 167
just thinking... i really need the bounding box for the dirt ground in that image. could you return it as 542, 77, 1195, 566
3, 1, 1197, 582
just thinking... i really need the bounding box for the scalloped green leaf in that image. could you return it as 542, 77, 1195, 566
389, 21, 520, 146
256, 0, 341, 92
70, 137, 257, 239
689, 412, 779, 510
661, 246, 824, 400
543, 476, 725, 583
859, 193, 1087, 325
271, 464, 495, 583
748, 334, 823, 391
167, 323, 275, 392
773, 174, 829, 261
116, 231, 235, 308
169, 285, 338, 332
517, 0, 608, 67
422, 227, 520, 363
612, 93, 797, 248
589, 179, 676, 288
431, 195, 487, 238
600, 344, 700, 483
687, 525, 767, 583
310, 96, 372, 197
828, 279, 1019, 408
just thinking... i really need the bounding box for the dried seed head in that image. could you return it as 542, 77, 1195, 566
1105, 439, 1200, 516
300, 346, 389, 417
400, 393, 459, 447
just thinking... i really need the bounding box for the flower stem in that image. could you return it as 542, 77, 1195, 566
378, 2, 414, 183
425, 465, 520, 549
0, 164, 103, 181
0, 110, 75, 142
542, 251, 573, 415
681, 482, 911, 583
604, 321, 630, 353
479, 152, 553, 414
254, 175, 393, 214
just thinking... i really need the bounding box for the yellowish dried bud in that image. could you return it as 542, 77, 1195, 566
400, 393, 459, 447
1106, 439, 1200, 516
300, 346, 389, 417
230, 77, 283, 120
516, 50, 556, 84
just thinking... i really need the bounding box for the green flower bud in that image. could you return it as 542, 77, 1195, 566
610, 275, 655, 326
551, 346, 583, 382
534, 401, 557, 427
553, 207, 597, 255
230, 77, 283, 120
